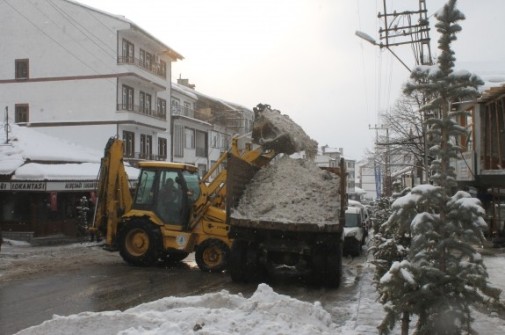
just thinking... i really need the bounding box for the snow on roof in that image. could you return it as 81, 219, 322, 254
0, 123, 138, 180
63, 0, 183, 60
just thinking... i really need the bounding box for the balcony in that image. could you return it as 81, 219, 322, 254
124, 152, 167, 161
117, 104, 166, 120
117, 56, 166, 79
171, 105, 194, 118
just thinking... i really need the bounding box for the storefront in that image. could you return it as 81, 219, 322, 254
0, 179, 102, 237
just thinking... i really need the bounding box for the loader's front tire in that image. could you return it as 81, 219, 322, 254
118, 220, 161, 267
195, 239, 230, 273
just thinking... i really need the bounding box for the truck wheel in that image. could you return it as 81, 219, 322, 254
352, 240, 362, 257
195, 239, 230, 273
311, 243, 342, 288
324, 243, 343, 288
229, 240, 248, 282
118, 220, 161, 267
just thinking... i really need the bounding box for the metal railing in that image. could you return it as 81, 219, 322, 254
124, 151, 167, 161
117, 56, 166, 79
117, 104, 166, 120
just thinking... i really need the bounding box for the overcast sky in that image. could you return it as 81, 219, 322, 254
77, 0, 505, 160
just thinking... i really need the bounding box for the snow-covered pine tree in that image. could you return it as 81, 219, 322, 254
375, 1, 501, 334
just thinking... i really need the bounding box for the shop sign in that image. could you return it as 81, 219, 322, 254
0, 180, 136, 192
10, 182, 47, 191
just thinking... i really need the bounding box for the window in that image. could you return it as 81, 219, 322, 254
122, 85, 134, 110
139, 49, 146, 67
15, 59, 29, 79
196, 130, 207, 157
171, 98, 180, 115
183, 101, 191, 116
15, 104, 29, 123
145, 94, 152, 115
185, 128, 195, 149
140, 134, 152, 159
157, 98, 166, 118
139, 92, 145, 112
122, 39, 134, 63
198, 164, 207, 178
158, 138, 167, 160
159, 60, 166, 77
122, 131, 135, 158
145, 52, 152, 71
459, 107, 474, 151
174, 125, 184, 157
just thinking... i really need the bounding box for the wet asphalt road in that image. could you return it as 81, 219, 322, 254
0, 244, 365, 335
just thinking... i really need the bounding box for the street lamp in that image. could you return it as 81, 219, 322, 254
355, 30, 412, 73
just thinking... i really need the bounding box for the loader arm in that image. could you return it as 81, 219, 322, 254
92, 137, 133, 248
189, 137, 276, 230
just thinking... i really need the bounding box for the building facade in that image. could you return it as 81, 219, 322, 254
0, 0, 182, 161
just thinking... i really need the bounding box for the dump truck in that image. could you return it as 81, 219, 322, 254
92, 104, 317, 273
226, 106, 347, 288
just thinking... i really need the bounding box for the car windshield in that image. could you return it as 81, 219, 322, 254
345, 213, 360, 227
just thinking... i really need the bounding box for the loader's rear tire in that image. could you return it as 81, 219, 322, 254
195, 239, 230, 273
118, 220, 161, 267
229, 240, 248, 282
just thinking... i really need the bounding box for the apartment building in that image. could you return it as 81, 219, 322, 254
452, 82, 505, 237
172, 79, 253, 176
0, 0, 182, 160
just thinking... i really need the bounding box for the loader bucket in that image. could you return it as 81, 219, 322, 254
252, 104, 318, 158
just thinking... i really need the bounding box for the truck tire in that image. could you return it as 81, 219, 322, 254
352, 240, 362, 257
229, 240, 248, 282
117, 220, 161, 267
195, 238, 230, 273
324, 243, 343, 288
311, 243, 342, 288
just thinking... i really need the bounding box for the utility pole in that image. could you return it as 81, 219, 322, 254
4, 106, 9, 144
378, 0, 433, 67
369, 124, 391, 198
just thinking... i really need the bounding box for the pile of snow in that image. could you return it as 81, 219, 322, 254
231, 156, 341, 225
252, 106, 318, 159
16, 284, 337, 335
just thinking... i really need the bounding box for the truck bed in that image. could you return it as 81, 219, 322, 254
229, 217, 341, 233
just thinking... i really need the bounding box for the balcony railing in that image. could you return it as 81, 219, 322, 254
117, 56, 166, 79
171, 105, 194, 117
117, 104, 166, 120
124, 152, 167, 161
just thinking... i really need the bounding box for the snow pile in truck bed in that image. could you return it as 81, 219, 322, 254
253, 106, 318, 159
231, 156, 341, 225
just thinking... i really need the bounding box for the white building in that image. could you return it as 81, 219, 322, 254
0, 0, 182, 161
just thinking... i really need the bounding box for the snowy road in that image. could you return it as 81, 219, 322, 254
0, 241, 367, 335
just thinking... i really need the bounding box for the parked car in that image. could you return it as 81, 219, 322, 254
348, 199, 371, 231
344, 206, 367, 256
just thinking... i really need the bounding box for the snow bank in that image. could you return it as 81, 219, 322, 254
16, 284, 337, 335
